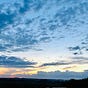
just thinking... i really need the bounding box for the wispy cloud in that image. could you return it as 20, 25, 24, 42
40, 57, 88, 67
72, 56, 88, 60
40, 62, 70, 67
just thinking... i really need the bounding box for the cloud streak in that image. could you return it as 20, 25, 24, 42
40, 57, 88, 67
40, 62, 70, 67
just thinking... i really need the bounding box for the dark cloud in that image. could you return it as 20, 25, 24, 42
0, 13, 13, 29
40, 62, 70, 67
68, 46, 81, 51
68, 34, 88, 55
31, 70, 88, 79
0, 55, 37, 68
0, 9, 17, 30
8, 70, 88, 80
68, 46, 82, 55
49, 24, 57, 31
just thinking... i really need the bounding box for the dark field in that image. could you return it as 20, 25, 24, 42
0, 78, 88, 88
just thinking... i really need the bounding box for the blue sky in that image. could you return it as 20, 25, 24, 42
0, 0, 88, 79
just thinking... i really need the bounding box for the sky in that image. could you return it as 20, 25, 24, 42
0, 0, 88, 79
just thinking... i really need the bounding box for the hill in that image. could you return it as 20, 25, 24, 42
0, 78, 88, 88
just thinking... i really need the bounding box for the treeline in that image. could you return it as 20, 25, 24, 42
0, 78, 88, 88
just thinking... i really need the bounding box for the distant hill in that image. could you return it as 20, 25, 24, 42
0, 78, 88, 88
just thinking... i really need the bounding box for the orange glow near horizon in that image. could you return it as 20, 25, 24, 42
0, 67, 9, 75
0, 63, 88, 77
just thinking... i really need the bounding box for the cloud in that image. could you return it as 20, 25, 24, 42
0, 0, 88, 53
68, 35, 88, 55
40, 57, 88, 67
40, 62, 70, 67
31, 70, 88, 79
6, 70, 88, 80
0, 10, 16, 30
62, 66, 77, 70
72, 56, 88, 60
71, 56, 88, 64
68, 46, 81, 51
68, 46, 82, 55
19, 0, 30, 14
0, 55, 37, 68
0, 1, 51, 52
56, 56, 88, 65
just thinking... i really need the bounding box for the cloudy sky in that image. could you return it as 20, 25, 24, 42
0, 0, 88, 79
